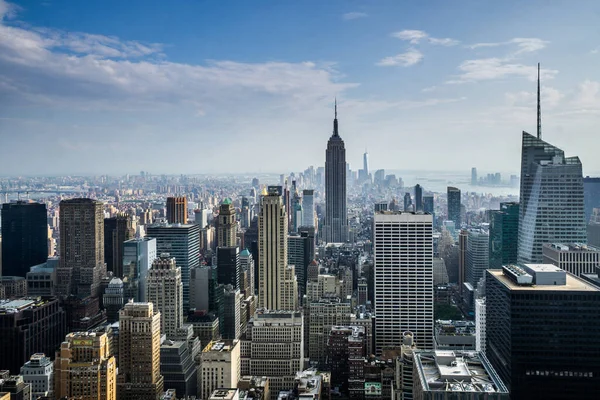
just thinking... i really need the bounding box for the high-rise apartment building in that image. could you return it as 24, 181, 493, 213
583, 176, 600, 223
518, 132, 587, 263
57, 198, 105, 298
301, 190, 315, 228
118, 301, 164, 400
241, 310, 304, 399
415, 184, 423, 212
104, 215, 133, 277
21, 353, 53, 399
1, 201, 47, 277
54, 332, 117, 400
122, 237, 157, 302
147, 254, 183, 338
374, 211, 434, 352
542, 243, 600, 277
489, 202, 519, 269
324, 102, 348, 243
447, 187, 461, 227
466, 229, 489, 287
257, 187, 298, 311
166, 196, 188, 224
0, 297, 66, 374
147, 223, 200, 311
486, 265, 600, 399
200, 340, 241, 400
217, 198, 237, 248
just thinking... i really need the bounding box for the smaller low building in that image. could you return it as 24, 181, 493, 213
434, 320, 476, 350
412, 350, 508, 400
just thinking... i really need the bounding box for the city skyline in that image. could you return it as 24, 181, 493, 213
2, 0, 600, 175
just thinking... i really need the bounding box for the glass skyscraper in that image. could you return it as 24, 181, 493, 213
447, 187, 461, 227
518, 132, 587, 263
489, 202, 519, 269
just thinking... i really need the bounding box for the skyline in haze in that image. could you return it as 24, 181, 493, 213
1, 0, 600, 176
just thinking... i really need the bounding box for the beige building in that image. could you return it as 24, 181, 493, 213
118, 301, 164, 400
217, 198, 237, 247
308, 297, 352, 367
241, 310, 304, 399
306, 274, 340, 302
166, 196, 188, 224
258, 187, 298, 311
147, 254, 183, 338
54, 332, 117, 400
200, 340, 241, 400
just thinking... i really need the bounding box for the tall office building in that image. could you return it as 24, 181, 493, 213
486, 265, 600, 399
471, 167, 478, 186
200, 340, 241, 400
118, 301, 164, 400
220, 284, 242, 340
122, 237, 157, 302
217, 198, 237, 248
217, 246, 240, 290
374, 211, 434, 352
466, 229, 489, 287
1, 201, 47, 277
489, 202, 519, 269
166, 196, 188, 224
0, 297, 66, 374
57, 198, 105, 298
160, 339, 198, 398
104, 215, 133, 277
146, 222, 200, 311
542, 243, 600, 277
423, 196, 434, 224
239, 249, 255, 297
54, 332, 117, 400
288, 234, 310, 302
447, 187, 461, 227
458, 229, 468, 293
301, 190, 315, 228
583, 177, 600, 223
403, 192, 412, 212
363, 150, 369, 176
103, 277, 124, 323
324, 101, 348, 243
147, 254, 183, 338
414, 184, 423, 212
518, 132, 587, 263
257, 186, 298, 311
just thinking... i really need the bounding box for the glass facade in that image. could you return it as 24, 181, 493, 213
489, 202, 519, 269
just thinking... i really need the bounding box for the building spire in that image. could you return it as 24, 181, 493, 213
333, 97, 339, 136
537, 62, 541, 139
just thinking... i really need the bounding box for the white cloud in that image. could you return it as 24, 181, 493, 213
505, 86, 563, 109
342, 12, 368, 20
447, 58, 558, 84
376, 49, 423, 67
391, 29, 459, 46
470, 37, 548, 54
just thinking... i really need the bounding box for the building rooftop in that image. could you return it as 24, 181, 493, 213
489, 269, 600, 291
209, 388, 239, 400
545, 243, 600, 252
203, 340, 237, 353
414, 350, 508, 394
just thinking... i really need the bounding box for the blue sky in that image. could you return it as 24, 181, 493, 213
1, 0, 600, 176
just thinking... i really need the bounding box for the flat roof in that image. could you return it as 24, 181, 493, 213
488, 269, 600, 291
545, 243, 600, 252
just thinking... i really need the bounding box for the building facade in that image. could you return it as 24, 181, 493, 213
166, 196, 188, 224
104, 215, 133, 278
542, 243, 600, 277
217, 199, 237, 248
200, 340, 241, 400
466, 229, 489, 287
489, 202, 519, 269
147, 254, 183, 338
446, 187, 461, 227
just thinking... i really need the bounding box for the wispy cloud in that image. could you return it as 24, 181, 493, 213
342, 12, 368, 20
446, 58, 558, 84
470, 38, 548, 54
391, 29, 459, 46
376, 48, 423, 67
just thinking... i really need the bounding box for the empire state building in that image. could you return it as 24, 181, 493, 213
324, 100, 348, 243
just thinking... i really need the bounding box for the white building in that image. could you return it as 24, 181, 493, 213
475, 298, 486, 353
542, 243, 600, 277
200, 340, 241, 400
147, 253, 183, 338
21, 353, 53, 398
301, 190, 315, 228
374, 211, 434, 352
466, 229, 489, 286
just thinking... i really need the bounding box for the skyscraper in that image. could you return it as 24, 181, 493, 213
374, 211, 434, 352
486, 265, 600, 399
104, 214, 133, 278
217, 198, 237, 248
122, 237, 157, 302
217, 246, 240, 290
288, 233, 311, 302
301, 189, 315, 228
447, 187, 461, 227
489, 202, 519, 269
147, 254, 183, 338
1, 201, 47, 277
403, 192, 412, 212
363, 150, 369, 177
471, 167, 478, 186
166, 196, 188, 224
583, 176, 600, 223
466, 229, 489, 286
517, 132, 587, 263
118, 301, 164, 400
423, 196, 434, 224
324, 100, 348, 243
414, 184, 423, 212
257, 186, 298, 311
146, 222, 200, 311
58, 198, 105, 298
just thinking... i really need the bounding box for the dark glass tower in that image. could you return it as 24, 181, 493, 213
518, 132, 586, 263
324, 100, 348, 243
104, 215, 133, 278
489, 202, 519, 269
583, 177, 600, 223
1, 201, 47, 277
414, 184, 423, 211
447, 187, 461, 227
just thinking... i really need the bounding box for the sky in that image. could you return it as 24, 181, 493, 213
1, 0, 600, 176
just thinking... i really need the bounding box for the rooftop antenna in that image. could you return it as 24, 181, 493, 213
537, 62, 541, 139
